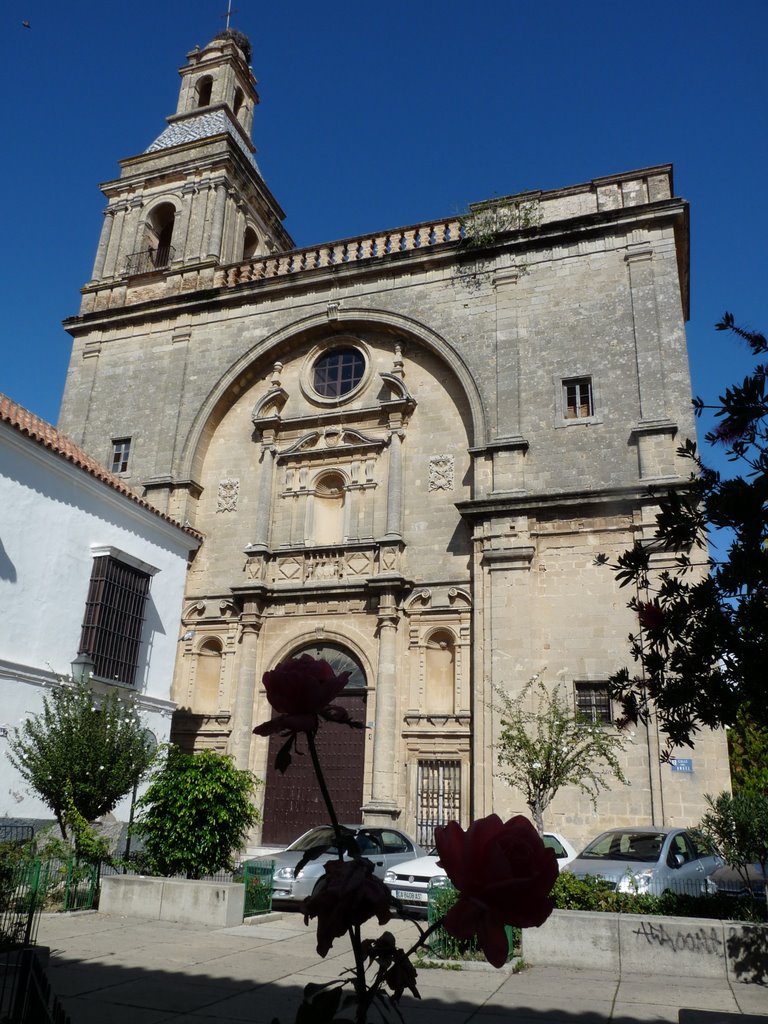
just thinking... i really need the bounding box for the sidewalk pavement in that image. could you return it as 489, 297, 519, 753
36, 910, 768, 1024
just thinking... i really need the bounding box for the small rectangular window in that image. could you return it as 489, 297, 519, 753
563, 377, 594, 420
111, 438, 131, 474
574, 682, 612, 724
78, 555, 151, 685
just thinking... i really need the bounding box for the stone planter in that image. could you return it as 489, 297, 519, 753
100, 875, 245, 928
522, 909, 768, 984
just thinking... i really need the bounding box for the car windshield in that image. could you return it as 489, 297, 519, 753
287, 826, 352, 853
580, 831, 664, 863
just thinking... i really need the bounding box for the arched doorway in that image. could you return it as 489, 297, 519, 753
261, 643, 368, 845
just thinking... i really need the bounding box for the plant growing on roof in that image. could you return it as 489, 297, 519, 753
460, 195, 541, 249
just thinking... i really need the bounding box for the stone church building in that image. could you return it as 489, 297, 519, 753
58, 29, 729, 847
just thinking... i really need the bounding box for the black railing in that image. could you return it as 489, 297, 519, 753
124, 245, 175, 276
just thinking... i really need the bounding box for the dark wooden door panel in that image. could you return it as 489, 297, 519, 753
261, 692, 367, 846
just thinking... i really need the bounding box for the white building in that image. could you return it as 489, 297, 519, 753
0, 394, 200, 820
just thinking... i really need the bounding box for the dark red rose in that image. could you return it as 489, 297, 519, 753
637, 600, 665, 630
434, 814, 558, 968
303, 858, 392, 957
253, 655, 350, 736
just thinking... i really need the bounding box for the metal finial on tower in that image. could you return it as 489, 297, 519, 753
223, 0, 235, 30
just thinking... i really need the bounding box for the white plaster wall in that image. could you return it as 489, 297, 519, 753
0, 421, 197, 821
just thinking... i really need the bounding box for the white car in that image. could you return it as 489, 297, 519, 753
384, 831, 577, 914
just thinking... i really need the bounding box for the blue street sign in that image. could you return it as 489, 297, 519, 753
669, 757, 693, 773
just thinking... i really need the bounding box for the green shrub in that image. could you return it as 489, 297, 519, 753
552, 871, 765, 922
135, 746, 261, 878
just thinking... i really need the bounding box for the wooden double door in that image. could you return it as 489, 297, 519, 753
261, 690, 367, 846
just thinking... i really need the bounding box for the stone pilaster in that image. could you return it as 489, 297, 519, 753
383, 429, 403, 540
90, 209, 115, 281
362, 590, 401, 824
207, 181, 228, 259
230, 602, 262, 771
250, 443, 275, 551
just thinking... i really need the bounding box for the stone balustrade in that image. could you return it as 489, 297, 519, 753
216, 218, 465, 288
215, 166, 672, 291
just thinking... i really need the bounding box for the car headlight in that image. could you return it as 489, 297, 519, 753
384, 870, 396, 883
274, 866, 295, 881
616, 871, 652, 894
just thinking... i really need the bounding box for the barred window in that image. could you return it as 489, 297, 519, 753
563, 377, 594, 420
574, 682, 612, 724
78, 555, 151, 685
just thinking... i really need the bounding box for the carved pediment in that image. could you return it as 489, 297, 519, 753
379, 371, 416, 408
404, 589, 432, 613
251, 386, 289, 426
277, 426, 386, 461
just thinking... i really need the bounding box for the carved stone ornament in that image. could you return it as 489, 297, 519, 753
216, 478, 240, 512
429, 455, 455, 492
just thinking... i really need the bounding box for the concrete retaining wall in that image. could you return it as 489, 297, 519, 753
522, 909, 768, 984
100, 875, 245, 928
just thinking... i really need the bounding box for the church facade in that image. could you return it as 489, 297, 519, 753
58, 29, 730, 847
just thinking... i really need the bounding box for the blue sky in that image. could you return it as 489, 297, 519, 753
3, 0, 766, 468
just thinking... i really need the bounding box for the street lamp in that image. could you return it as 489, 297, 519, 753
70, 653, 95, 684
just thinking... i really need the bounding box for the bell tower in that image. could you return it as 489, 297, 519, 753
81, 29, 292, 313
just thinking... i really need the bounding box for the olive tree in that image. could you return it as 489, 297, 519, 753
9, 680, 156, 837
494, 678, 629, 834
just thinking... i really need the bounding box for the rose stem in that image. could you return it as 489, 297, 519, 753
306, 729, 344, 854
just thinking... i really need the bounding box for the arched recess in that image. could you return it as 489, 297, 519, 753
424, 628, 456, 714
311, 471, 347, 545
177, 307, 488, 489
242, 225, 259, 260
194, 637, 223, 714
142, 200, 178, 268
260, 641, 368, 845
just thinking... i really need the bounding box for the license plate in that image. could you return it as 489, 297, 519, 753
393, 890, 428, 902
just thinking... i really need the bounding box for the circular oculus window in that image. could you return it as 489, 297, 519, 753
312, 347, 365, 399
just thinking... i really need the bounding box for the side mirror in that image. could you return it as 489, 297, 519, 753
673, 853, 685, 868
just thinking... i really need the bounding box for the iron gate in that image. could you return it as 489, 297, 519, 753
415, 760, 461, 848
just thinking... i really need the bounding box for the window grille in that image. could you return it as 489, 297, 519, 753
563, 377, 594, 419
416, 760, 461, 848
574, 682, 612, 724
78, 556, 150, 685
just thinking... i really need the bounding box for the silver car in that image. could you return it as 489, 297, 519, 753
566, 827, 723, 896
250, 824, 426, 903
